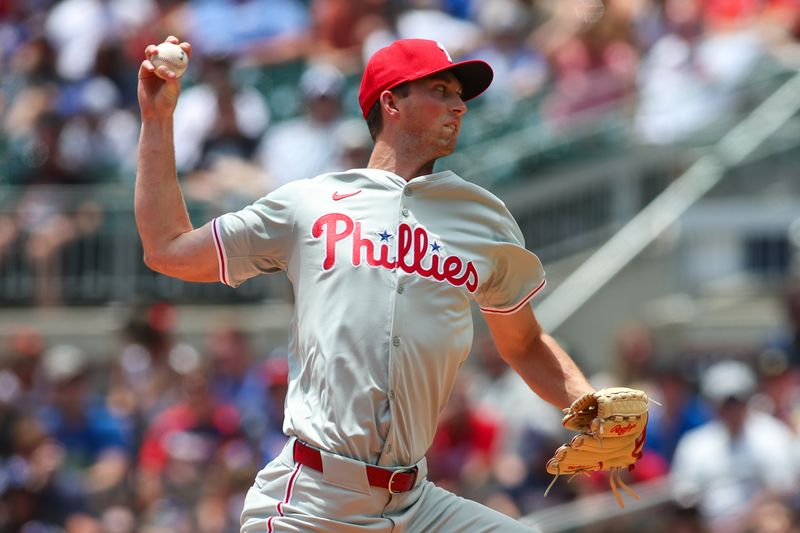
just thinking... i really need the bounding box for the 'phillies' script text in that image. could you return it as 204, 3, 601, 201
312, 213, 479, 292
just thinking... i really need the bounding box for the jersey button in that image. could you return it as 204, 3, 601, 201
401, 208, 409, 217
392, 336, 400, 346
397, 285, 404, 294
404, 188, 412, 197
388, 390, 396, 401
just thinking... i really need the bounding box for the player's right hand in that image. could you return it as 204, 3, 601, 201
137, 36, 192, 120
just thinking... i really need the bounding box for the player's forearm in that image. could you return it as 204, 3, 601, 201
135, 118, 193, 270
519, 333, 595, 408
486, 308, 594, 409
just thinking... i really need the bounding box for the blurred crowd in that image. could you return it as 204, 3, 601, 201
0, 301, 291, 533
2, 0, 800, 305
0, 282, 799, 532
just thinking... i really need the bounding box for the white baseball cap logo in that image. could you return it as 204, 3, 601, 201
436, 42, 453, 63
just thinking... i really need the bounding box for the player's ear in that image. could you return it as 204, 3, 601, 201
380, 90, 401, 118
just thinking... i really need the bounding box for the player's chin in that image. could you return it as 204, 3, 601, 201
439, 140, 458, 157
434, 135, 458, 153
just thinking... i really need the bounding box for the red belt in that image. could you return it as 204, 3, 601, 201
293, 440, 418, 494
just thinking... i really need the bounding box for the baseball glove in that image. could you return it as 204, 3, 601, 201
544, 387, 650, 508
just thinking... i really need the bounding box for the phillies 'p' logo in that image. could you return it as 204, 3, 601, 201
437, 42, 452, 63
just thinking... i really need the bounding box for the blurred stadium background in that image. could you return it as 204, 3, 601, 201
1, 0, 800, 532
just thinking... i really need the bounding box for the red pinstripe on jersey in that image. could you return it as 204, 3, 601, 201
267, 464, 302, 532
479, 278, 546, 315
212, 218, 229, 286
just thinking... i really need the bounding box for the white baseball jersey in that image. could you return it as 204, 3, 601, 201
212, 168, 545, 468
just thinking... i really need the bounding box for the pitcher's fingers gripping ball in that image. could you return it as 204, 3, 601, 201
544, 387, 652, 507
150, 41, 189, 79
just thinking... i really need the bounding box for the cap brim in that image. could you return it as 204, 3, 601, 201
399, 59, 493, 102
448, 60, 494, 101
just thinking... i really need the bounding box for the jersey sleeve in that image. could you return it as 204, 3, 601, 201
212, 180, 305, 287
474, 207, 546, 315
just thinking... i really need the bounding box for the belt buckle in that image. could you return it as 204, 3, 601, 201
388, 467, 417, 494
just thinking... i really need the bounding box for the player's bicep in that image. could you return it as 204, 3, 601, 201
145, 222, 220, 283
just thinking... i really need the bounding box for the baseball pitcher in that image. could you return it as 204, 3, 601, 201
136, 36, 649, 532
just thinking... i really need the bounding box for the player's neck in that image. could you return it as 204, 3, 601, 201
367, 141, 435, 182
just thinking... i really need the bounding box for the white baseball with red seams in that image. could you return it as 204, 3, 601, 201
151, 42, 188, 78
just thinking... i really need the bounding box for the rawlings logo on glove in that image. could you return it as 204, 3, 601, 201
544, 387, 652, 508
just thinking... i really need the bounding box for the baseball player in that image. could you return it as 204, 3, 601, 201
136, 36, 596, 532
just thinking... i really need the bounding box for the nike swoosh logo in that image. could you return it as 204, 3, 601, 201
332, 190, 362, 201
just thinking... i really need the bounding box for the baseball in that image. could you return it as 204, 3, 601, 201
151, 42, 189, 79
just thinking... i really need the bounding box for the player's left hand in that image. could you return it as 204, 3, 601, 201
544, 387, 651, 508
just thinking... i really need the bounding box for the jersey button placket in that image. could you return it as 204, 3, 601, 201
388, 184, 408, 465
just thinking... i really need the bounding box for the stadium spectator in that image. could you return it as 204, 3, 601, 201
254, 62, 349, 186
671, 360, 800, 531
394, 0, 482, 57
186, 0, 308, 61
772, 280, 800, 368
43, 0, 157, 82
253, 355, 290, 464
635, 0, 767, 144
335, 117, 375, 170
359, 1, 405, 65
613, 321, 657, 387
427, 372, 503, 494
1, 35, 61, 133
205, 324, 282, 461
37, 345, 132, 510
137, 365, 239, 476
0, 416, 98, 531
58, 76, 129, 183
173, 54, 270, 174
0, 326, 48, 413
757, 279, 800, 433
645, 359, 712, 464
306, 0, 385, 71
361, 0, 483, 64
541, 0, 640, 127
173, 53, 271, 211
110, 301, 198, 426
466, 0, 549, 117
137, 364, 246, 531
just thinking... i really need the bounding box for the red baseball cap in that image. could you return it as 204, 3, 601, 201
358, 39, 493, 118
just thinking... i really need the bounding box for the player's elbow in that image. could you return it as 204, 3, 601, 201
142, 249, 169, 275
142, 246, 218, 283
142, 249, 183, 279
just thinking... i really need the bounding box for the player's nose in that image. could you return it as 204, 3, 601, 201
450, 95, 467, 116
